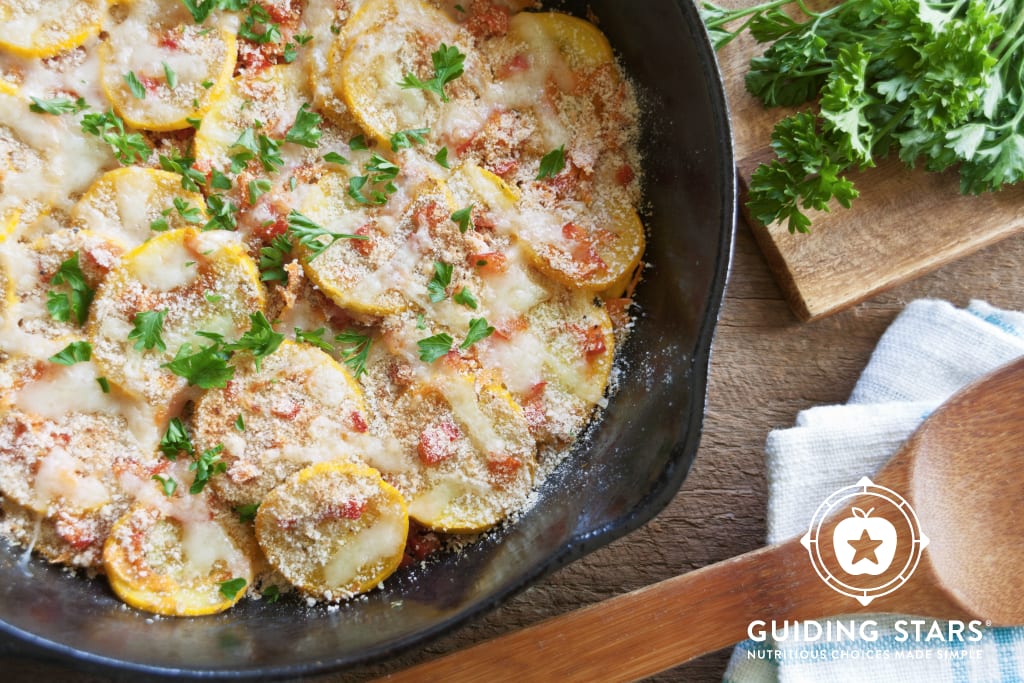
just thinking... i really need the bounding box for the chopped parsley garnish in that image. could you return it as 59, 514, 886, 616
460, 317, 494, 349
29, 96, 88, 115
96, 376, 111, 393
451, 204, 473, 233
225, 311, 284, 370
190, 444, 226, 494
536, 144, 566, 180
229, 127, 283, 173
295, 327, 334, 353
47, 252, 94, 325
285, 103, 322, 148
236, 503, 260, 523
417, 333, 454, 363
323, 151, 349, 165
287, 209, 367, 260
187, 116, 203, 130
248, 178, 272, 204
158, 154, 206, 193
174, 197, 205, 223
182, 0, 243, 23
162, 62, 178, 90
210, 168, 233, 190
205, 292, 223, 303
152, 474, 177, 497
416, 313, 426, 330
399, 43, 466, 103
239, 4, 281, 44
162, 342, 234, 389
81, 110, 150, 165
49, 341, 92, 366
427, 261, 453, 303
434, 146, 450, 168
349, 135, 368, 151
234, 413, 245, 431
335, 330, 372, 378
348, 153, 401, 205
128, 309, 168, 352
453, 287, 479, 310
259, 234, 293, 282
124, 71, 146, 100
389, 127, 430, 152
160, 417, 194, 460
262, 584, 281, 603
203, 194, 238, 231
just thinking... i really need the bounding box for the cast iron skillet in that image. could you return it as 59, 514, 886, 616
0, 0, 735, 678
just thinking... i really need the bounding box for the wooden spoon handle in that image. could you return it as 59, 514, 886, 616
383, 540, 851, 682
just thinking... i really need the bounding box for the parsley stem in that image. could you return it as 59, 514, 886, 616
995, 10, 1024, 60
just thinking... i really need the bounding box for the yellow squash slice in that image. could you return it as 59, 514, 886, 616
508, 12, 615, 73
255, 462, 408, 600
333, 0, 477, 148
87, 228, 264, 411
99, 0, 236, 131
73, 168, 208, 249
104, 505, 255, 616
371, 374, 536, 533
0, 0, 104, 59
298, 173, 449, 316
193, 340, 369, 508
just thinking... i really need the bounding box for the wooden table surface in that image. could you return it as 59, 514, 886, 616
8, 217, 1024, 683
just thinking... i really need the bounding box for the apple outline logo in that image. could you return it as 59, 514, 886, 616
800, 477, 929, 606
831, 506, 898, 576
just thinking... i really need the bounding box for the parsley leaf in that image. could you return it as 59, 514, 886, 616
234, 413, 245, 431
160, 417, 194, 460
453, 287, 479, 309
124, 71, 146, 100
248, 178, 272, 204
49, 341, 92, 366
159, 154, 207, 193
285, 103, 322, 148
262, 584, 281, 603
417, 333, 453, 363
190, 444, 226, 494
295, 327, 335, 353
163, 62, 178, 90
29, 96, 88, 115
236, 503, 260, 523
427, 261, 453, 303
335, 330, 371, 378
97, 376, 111, 393
47, 252, 94, 325
536, 144, 566, 180
203, 193, 238, 231
239, 4, 281, 44
81, 110, 150, 165
323, 151, 349, 165
389, 127, 430, 152
225, 311, 284, 370
162, 342, 234, 389
451, 204, 473, 233
460, 317, 494, 349
152, 474, 177, 497
349, 134, 368, 151
128, 309, 168, 352
399, 43, 466, 103
434, 146, 451, 168
259, 234, 293, 282
287, 209, 367, 259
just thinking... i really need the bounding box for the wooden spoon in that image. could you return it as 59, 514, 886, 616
384, 356, 1024, 682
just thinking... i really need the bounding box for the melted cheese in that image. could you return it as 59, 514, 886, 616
33, 447, 110, 512
181, 519, 247, 579
322, 508, 404, 588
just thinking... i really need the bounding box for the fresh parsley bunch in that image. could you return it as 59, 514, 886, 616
702, 0, 1024, 233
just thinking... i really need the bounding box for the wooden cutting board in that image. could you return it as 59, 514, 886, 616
718, 1, 1024, 321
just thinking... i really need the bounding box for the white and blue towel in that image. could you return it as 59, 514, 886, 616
724, 300, 1024, 683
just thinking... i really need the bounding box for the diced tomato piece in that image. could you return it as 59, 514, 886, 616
349, 411, 368, 433
270, 397, 301, 420
615, 164, 635, 186
412, 201, 447, 232
561, 222, 607, 277
55, 513, 97, 551
417, 418, 462, 465
400, 521, 442, 568
468, 251, 508, 275
351, 223, 375, 256
496, 53, 530, 80
465, 1, 510, 38
325, 499, 366, 521
487, 158, 520, 179
571, 324, 607, 361
487, 455, 522, 482
493, 316, 527, 340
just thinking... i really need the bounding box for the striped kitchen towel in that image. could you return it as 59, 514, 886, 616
723, 299, 1024, 683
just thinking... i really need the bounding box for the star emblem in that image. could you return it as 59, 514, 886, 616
847, 529, 884, 564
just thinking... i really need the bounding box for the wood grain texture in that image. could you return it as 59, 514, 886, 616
720, 0, 1024, 321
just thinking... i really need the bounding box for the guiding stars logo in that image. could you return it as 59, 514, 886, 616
801, 477, 929, 605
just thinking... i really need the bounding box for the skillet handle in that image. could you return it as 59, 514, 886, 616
381, 539, 850, 682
